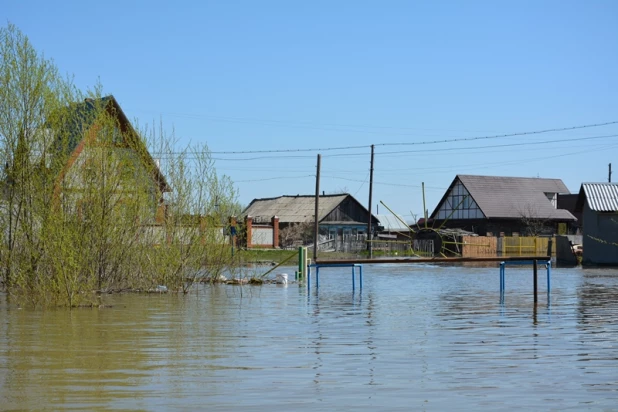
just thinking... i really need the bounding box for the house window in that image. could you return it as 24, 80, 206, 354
545, 192, 557, 208
436, 181, 482, 220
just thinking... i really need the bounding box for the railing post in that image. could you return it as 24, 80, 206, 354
547, 260, 551, 294
500, 262, 506, 295
533, 259, 538, 303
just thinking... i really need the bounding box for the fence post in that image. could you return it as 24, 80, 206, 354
519, 236, 522, 256
298, 246, 305, 279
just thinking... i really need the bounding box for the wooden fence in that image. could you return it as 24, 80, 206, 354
461, 236, 555, 257
462, 236, 497, 257
501, 236, 554, 256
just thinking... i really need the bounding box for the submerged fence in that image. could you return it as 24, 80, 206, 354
463, 236, 555, 257
295, 234, 557, 259
313, 237, 434, 257
500, 236, 555, 256
461, 236, 498, 257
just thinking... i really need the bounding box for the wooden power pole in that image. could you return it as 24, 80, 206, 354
367, 144, 374, 258
313, 154, 321, 262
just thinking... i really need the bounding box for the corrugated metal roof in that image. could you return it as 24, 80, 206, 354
431, 175, 576, 220
242, 194, 355, 223
376, 214, 410, 231
581, 183, 618, 212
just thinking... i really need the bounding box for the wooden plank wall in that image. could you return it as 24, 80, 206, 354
462, 236, 497, 257
461, 236, 556, 257
502, 236, 554, 256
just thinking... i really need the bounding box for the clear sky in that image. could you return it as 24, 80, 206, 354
3, 1, 617, 222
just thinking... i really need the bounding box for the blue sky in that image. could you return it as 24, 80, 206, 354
3, 1, 617, 221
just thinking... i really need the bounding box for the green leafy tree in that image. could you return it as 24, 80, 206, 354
0, 23, 242, 306
0, 23, 78, 305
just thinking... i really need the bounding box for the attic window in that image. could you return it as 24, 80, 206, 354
545, 192, 557, 208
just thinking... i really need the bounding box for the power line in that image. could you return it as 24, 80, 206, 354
377, 143, 618, 174
375, 133, 618, 155
322, 175, 447, 190
148, 120, 618, 156
152, 132, 618, 162
217, 120, 618, 153
231, 142, 618, 185
375, 121, 618, 148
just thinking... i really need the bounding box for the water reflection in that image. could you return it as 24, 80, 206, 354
1, 266, 618, 410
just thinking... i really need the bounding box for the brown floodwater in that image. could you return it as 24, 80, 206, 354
1, 264, 618, 411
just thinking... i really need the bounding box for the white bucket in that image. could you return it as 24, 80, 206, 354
276, 273, 288, 284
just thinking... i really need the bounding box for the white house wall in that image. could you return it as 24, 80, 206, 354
252, 227, 273, 245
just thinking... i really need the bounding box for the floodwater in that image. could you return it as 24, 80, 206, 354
1, 264, 618, 411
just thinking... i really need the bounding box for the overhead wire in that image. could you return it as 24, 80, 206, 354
147, 120, 618, 156
149, 120, 618, 208
230, 142, 618, 184
155, 132, 617, 166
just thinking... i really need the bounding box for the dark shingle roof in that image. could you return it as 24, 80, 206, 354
431, 174, 576, 221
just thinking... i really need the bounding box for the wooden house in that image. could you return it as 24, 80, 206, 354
241, 194, 379, 248
51, 96, 170, 223
428, 175, 577, 236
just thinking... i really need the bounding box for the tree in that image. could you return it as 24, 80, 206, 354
138, 123, 241, 291
0, 23, 242, 305
279, 221, 314, 248
0, 23, 78, 303
517, 204, 551, 236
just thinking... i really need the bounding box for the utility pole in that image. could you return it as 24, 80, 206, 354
609, 163, 612, 183
313, 154, 321, 262
422, 182, 428, 228
367, 144, 374, 258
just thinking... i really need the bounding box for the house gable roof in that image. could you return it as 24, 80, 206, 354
430, 174, 576, 221
576, 182, 618, 212
242, 194, 378, 224
55, 95, 170, 193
